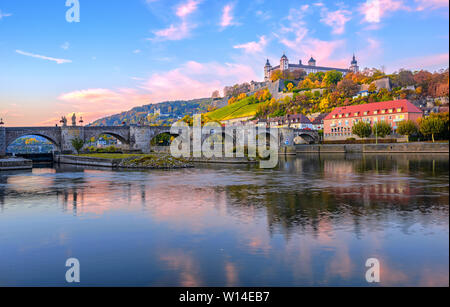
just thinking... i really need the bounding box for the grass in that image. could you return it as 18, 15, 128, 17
76, 153, 147, 159
206, 97, 264, 121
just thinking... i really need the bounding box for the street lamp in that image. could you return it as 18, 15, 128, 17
0, 118, 4, 126
79, 116, 84, 126
375, 122, 378, 145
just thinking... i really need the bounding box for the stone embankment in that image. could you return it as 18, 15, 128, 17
0, 157, 33, 171
296, 142, 449, 154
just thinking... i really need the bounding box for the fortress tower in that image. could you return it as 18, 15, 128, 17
349, 54, 359, 73
280, 53, 289, 71
264, 59, 272, 81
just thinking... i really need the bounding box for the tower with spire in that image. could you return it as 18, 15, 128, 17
264, 59, 272, 81
280, 53, 289, 71
350, 54, 359, 73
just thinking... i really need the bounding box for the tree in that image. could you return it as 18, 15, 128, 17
397, 120, 418, 142
337, 78, 359, 97
322, 70, 343, 87
211, 90, 220, 99
270, 70, 282, 82
419, 116, 445, 142
71, 138, 85, 154
352, 121, 372, 139
290, 69, 306, 80
286, 82, 294, 92
373, 121, 392, 138
397, 69, 415, 87
368, 83, 377, 93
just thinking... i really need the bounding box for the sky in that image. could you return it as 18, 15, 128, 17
0, 0, 448, 126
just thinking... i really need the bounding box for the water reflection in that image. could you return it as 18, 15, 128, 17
0, 154, 448, 286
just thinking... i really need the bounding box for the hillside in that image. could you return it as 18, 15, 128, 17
90, 98, 226, 126
206, 96, 264, 121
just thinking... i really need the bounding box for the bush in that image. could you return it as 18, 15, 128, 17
419, 116, 445, 142
373, 121, 392, 138
71, 138, 85, 154
397, 120, 418, 142
352, 121, 372, 139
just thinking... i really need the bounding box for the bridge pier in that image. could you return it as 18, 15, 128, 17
130, 126, 152, 154
0, 127, 6, 156
61, 126, 84, 153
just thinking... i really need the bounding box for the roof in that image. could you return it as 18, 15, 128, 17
268, 114, 312, 124
311, 113, 329, 124
324, 100, 423, 121
308, 57, 316, 62
287, 113, 312, 124
287, 63, 349, 72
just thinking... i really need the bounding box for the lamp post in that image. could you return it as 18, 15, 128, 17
375, 122, 378, 145
0, 118, 4, 126
79, 116, 84, 126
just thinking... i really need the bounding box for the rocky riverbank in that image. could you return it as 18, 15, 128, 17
118, 154, 193, 169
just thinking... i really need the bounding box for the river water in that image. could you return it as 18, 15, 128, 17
0, 154, 448, 286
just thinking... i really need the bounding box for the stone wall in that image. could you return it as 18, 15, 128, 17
296, 142, 449, 153
0, 157, 33, 171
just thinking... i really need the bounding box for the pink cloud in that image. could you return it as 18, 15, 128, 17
54, 61, 259, 124
152, 21, 193, 41
359, 0, 408, 23
151, 0, 200, 41
233, 36, 268, 54
277, 8, 348, 68
415, 0, 449, 11
387, 52, 449, 73
320, 9, 352, 35
220, 4, 238, 28
176, 0, 200, 18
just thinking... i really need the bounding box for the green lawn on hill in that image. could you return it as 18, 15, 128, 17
206, 97, 265, 122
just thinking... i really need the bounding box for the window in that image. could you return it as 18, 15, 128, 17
345, 120, 349, 125
354, 112, 359, 116
397, 108, 402, 112
364, 111, 368, 115
374, 110, 378, 115
332, 115, 336, 118
381, 110, 386, 114
389, 109, 393, 113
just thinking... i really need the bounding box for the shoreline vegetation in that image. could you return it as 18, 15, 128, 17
57, 152, 258, 169
64, 153, 194, 169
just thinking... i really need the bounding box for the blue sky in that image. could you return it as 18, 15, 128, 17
0, 0, 448, 126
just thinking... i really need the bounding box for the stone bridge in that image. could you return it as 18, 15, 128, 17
0, 125, 319, 156
0, 126, 173, 155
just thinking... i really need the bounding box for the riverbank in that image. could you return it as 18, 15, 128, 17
56, 153, 193, 169
295, 142, 449, 154
0, 157, 33, 171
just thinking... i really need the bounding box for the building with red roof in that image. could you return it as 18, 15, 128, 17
323, 100, 423, 140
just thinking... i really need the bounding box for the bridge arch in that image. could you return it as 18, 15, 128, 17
83, 127, 130, 145
295, 133, 316, 144
5, 128, 62, 152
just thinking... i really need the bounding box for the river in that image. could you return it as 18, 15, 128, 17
0, 154, 448, 286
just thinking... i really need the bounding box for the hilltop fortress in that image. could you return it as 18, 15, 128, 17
264, 53, 359, 81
